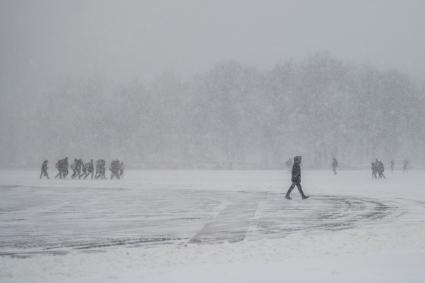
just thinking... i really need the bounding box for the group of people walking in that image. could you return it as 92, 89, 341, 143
40, 158, 125, 180
371, 159, 410, 179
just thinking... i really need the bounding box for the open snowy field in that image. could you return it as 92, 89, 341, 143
1, 169, 425, 282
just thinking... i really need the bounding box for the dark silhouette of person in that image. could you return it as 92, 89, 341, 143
371, 160, 378, 179
377, 160, 386, 179
403, 160, 409, 172
53, 157, 68, 179
332, 157, 338, 175
390, 160, 394, 172
40, 160, 49, 179
71, 159, 79, 179
119, 161, 125, 178
55, 159, 62, 179
110, 160, 121, 179
77, 158, 84, 179
62, 157, 69, 178
95, 159, 106, 179
285, 156, 309, 200
83, 159, 94, 179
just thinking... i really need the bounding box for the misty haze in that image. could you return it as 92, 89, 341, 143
1, 1, 425, 282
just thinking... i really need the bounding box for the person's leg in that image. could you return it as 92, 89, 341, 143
296, 183, 308, 199
285, 183, 295, 199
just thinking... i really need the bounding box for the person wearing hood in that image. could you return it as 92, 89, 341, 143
285, 156, 309, 200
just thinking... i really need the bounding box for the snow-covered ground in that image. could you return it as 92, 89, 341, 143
1, 169, 425, 282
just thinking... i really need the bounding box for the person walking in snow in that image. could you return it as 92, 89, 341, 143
77, 158, 85, 179
110, 160, 121, 180
371, 160, 378, 179
71, 159, 79, 179
403, 160, 409, 172
377, 160, 386, 179
390, 160, 395, 172
119, 161, 125, 178
285, 156, 309, 200
55, 159, 62, 179
62, 157, 69, 178
95, 159, 106, 179
332, 157, 338, 175
54, 157, 68, 179
83, 159, 94, 179
40, 160, 49, 179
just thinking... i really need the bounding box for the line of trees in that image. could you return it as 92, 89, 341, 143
2, 52, 425, 168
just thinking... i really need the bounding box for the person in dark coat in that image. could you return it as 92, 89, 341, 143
83, 159, 94, 179
71, 159, 78, 179
81, 160, 88, 179
95, 159, 101, 179
403, 160, 409, 172
119, 161, 125, 178
55, 159, 62, 179
285, 156, 309, 200
371, 160, 378, 179
110, 160, 121, 180
77, 158, 84, 179
95, 159, 106, 179
377, 160, 386, 179
332, 157, 338, 175
62, 157, 69, 178
40, 160, 49, 179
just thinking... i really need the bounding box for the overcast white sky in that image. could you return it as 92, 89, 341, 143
1, 0, 425, 92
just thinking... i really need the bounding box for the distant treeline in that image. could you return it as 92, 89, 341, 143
2, 52, 425, 168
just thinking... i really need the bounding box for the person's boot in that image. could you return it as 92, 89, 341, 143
285, 194, 292, 200
302, 195, 309, 200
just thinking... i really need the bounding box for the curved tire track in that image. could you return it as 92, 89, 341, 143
0, 186, 409, 256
